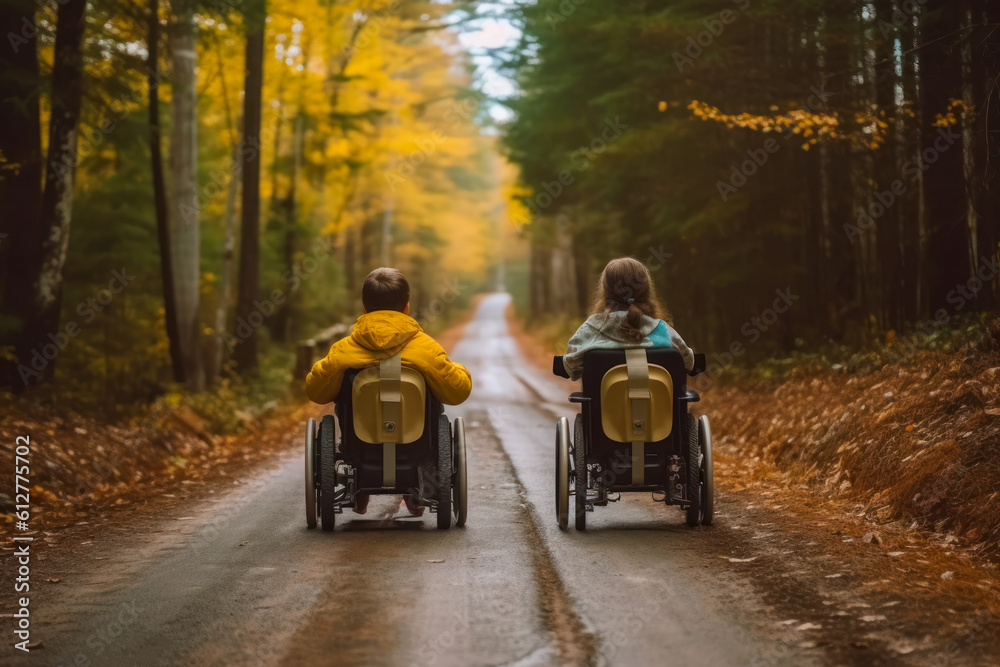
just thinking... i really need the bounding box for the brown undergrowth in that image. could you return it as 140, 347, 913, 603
700, 349, 1000, 554
0, 402, 307, 535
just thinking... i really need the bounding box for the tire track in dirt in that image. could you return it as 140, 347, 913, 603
477, 424, 600, 666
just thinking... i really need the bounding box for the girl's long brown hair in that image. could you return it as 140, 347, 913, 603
589, 257, 670, 343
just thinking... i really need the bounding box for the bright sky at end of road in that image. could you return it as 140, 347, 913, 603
455, 1, 521, 125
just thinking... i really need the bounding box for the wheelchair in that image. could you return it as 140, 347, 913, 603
304, 352, 467, 530
552, 348, 712, 530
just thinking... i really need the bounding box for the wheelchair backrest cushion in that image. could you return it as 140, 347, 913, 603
351, 364, 427, 445
600, 360, 674, 442
581, 348, 686, 449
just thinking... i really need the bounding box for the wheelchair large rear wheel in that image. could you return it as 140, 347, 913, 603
320, 415, 337, 532
453, 417, 468, 527
573, 414, 587, 531
437, 415, 453, 529
555, 417, 570, 529
699, 415, 714, 526
685, 413, 701, 528
305, 418, 318, 529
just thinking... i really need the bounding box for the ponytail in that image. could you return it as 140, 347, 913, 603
623, 298, 644, 342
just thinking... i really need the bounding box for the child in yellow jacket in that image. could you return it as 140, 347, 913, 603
306, 267, 472, 514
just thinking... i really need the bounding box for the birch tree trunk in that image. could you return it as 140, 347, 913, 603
208, 29, 241, 383
169, 0, 203, 389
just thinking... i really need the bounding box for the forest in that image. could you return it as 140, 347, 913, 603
504, 0, 1000, 360
0, 0, 506, 413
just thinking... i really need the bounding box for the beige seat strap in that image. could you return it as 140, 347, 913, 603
625, 348, 650, 485
379, 352, 402, 487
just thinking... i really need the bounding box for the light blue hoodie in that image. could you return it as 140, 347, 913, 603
562, 312, 694, 381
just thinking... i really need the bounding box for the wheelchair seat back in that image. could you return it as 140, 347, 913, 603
334, 352, 440, 491
599, 348, 674, 443
581, 348, 688, 488
351, 355, 427, 445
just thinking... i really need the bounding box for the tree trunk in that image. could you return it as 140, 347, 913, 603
235, 20, 265, 374
921, 1, 970, 312
0, 0, 43, 387
169, 0, 203, 389
148, 0, 185, 384
272, 111, 304, 343
18, 0, 86, 387
208, 27, 241, 383
959, 4, 980, 281
974, 0, 1000, 307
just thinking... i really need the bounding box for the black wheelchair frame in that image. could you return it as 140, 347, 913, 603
305, 368, 467, 531
553, 349, 712, 530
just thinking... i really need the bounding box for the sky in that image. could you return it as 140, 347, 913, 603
454, 1, 521, 124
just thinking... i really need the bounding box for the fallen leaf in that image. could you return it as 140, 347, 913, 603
887, 551, 905, 557
238, 541, 250, 547
427, 559, 445, 564
728, 557, 757, 563
863, 532, 879, 544
45, 578, 60, 583
861, 615, 887, 622
176, 516, 194, 521
941, 571, 954, 580
796, 622, 822, 631
825, 573, 843, 579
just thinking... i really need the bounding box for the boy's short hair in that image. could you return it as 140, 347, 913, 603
362, 268, 410, 312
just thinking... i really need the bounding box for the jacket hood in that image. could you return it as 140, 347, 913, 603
351, 310, 422, 352
587, 311, 660, 342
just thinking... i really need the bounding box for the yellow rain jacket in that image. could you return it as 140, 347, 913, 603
305, 310, 472, 406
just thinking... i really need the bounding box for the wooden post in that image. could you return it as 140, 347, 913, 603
294, 341, 315, 381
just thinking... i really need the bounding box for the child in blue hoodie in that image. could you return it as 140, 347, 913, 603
560, 257, 694, 380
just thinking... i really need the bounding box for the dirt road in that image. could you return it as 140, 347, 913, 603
9, 294, 997, 666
